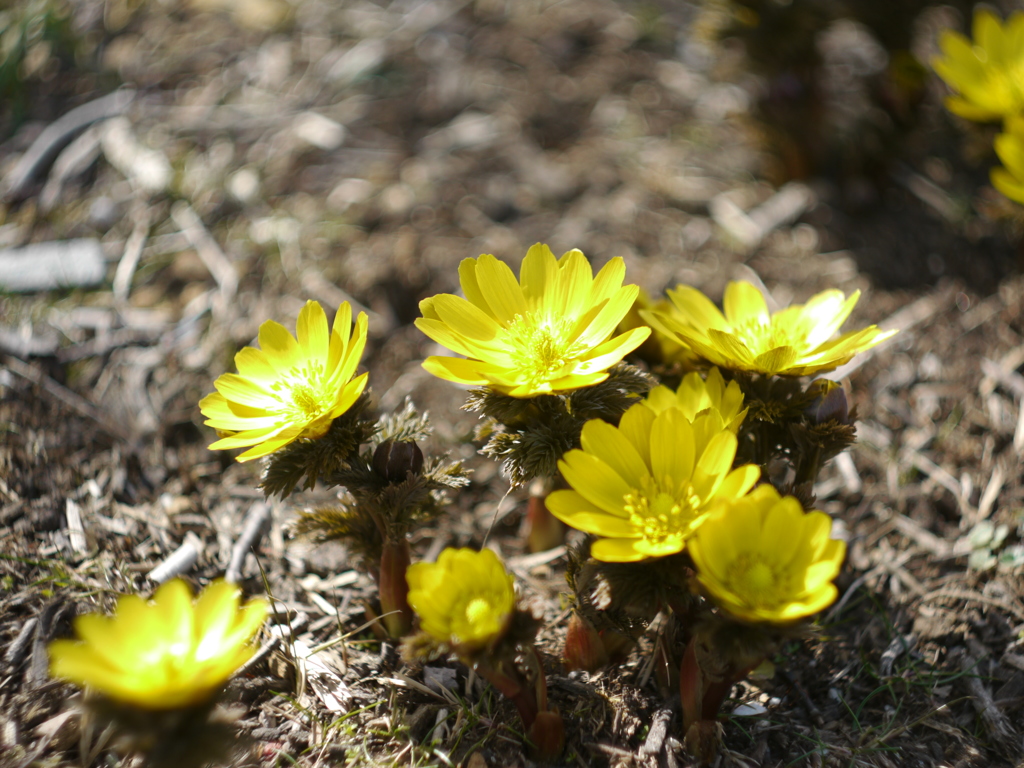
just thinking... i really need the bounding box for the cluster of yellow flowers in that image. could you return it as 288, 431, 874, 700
47, 243, 890, 763
416, 245, 890, 628
932, 9, 1024, 205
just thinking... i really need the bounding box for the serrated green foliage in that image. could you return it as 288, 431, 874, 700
373, 399, 433, 446
468, 363, 655, 486
260, 393, 376, 498
291, 402, 469, 563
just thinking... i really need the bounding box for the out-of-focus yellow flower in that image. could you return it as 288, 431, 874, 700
644, 281, 895, 377
547, 403, 760, 562
643, 368, 746, 432
619, 289, 697, 367
932, 10, 1024, 122
200, 301, 368, 461
688, 485, 845, 624
416, 244, 650, 398
49, 580, 268, 709
992, 115, 1024, 205
407, 548, 516, 652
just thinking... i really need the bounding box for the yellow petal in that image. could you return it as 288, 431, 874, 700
650, 409, 695, 485
553, 249, 593, 317
579, 418, 648, 485
257, 319, 301, 368
557, 451, 632, 517
296, 301, 330, 363
519, 243, 558, 305
475, 254, 527, 323
723, 281, 770, 329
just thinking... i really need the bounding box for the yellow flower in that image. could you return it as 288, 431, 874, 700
688, 484, 846, 624
932, 10, 1024, 122
406, 548, 516, 652
200, 301, 369, 461
643, 367, 747, 432
644, 281, 895, 377
546, 403, 760, 562
415, 244, 650, 398
49, 580, 268, 709
992, 115, 1024, 205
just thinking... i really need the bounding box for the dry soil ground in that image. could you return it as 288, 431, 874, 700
2, 1, 1024, 767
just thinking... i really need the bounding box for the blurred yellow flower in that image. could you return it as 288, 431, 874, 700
49, 580, 267, 709
932, 10, 1024, 122
416, 244, 650, 398
643, 367, 747, 432
407, 548, 516, 652
547, 403, 760, 562
688, 485, 846, 624
992, 115, 1024, 205
644, 281, 895, 377
200, 301, 368, 461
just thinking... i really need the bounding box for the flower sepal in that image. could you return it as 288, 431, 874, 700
260, 391, 376, 497
467, 362, 653, 486
78, 696, 251, 768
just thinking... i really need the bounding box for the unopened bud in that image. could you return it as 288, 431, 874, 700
804, 380, 849, 425
372, 439, 424, 483
563, 611, 609, 672
527, 710, 565, 762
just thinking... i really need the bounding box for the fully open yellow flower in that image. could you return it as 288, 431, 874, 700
644, 281, 895, 377
688, 484, 846, 624
416, 244, 650, 398
407, 548, 516, 652
49, 580, 268, 709
992, 115, 1024, 205
547, 403, 760, 562
200, 301, 368, 461
643, 368, 746, 432
932, 10, 1024, 122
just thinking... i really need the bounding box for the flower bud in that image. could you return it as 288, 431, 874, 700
804, 380, 849, 425
525, 494, 564, 553
563, 611, 609, 672
527, 710, 565, 762
372, 439, 424, 483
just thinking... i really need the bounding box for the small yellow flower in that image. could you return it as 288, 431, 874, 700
643, 368, 747, 432
932, 10, 1024, 122
992, 115, 1024, 205
547, 403, 760, 562
688, 485, 846, 625
200, 301, 369, 461
407, 548, 516, 652
644, 281, 895, 377
49, 580, 268, 709
415, 244, 650, 398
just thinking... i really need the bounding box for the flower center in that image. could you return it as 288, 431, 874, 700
269, 360, 334, 435
731, 318, 798, 356
623, 477, 702, 548
464, 597, 494, 626
504, 313, 585, 386
727, 555, 788, 609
